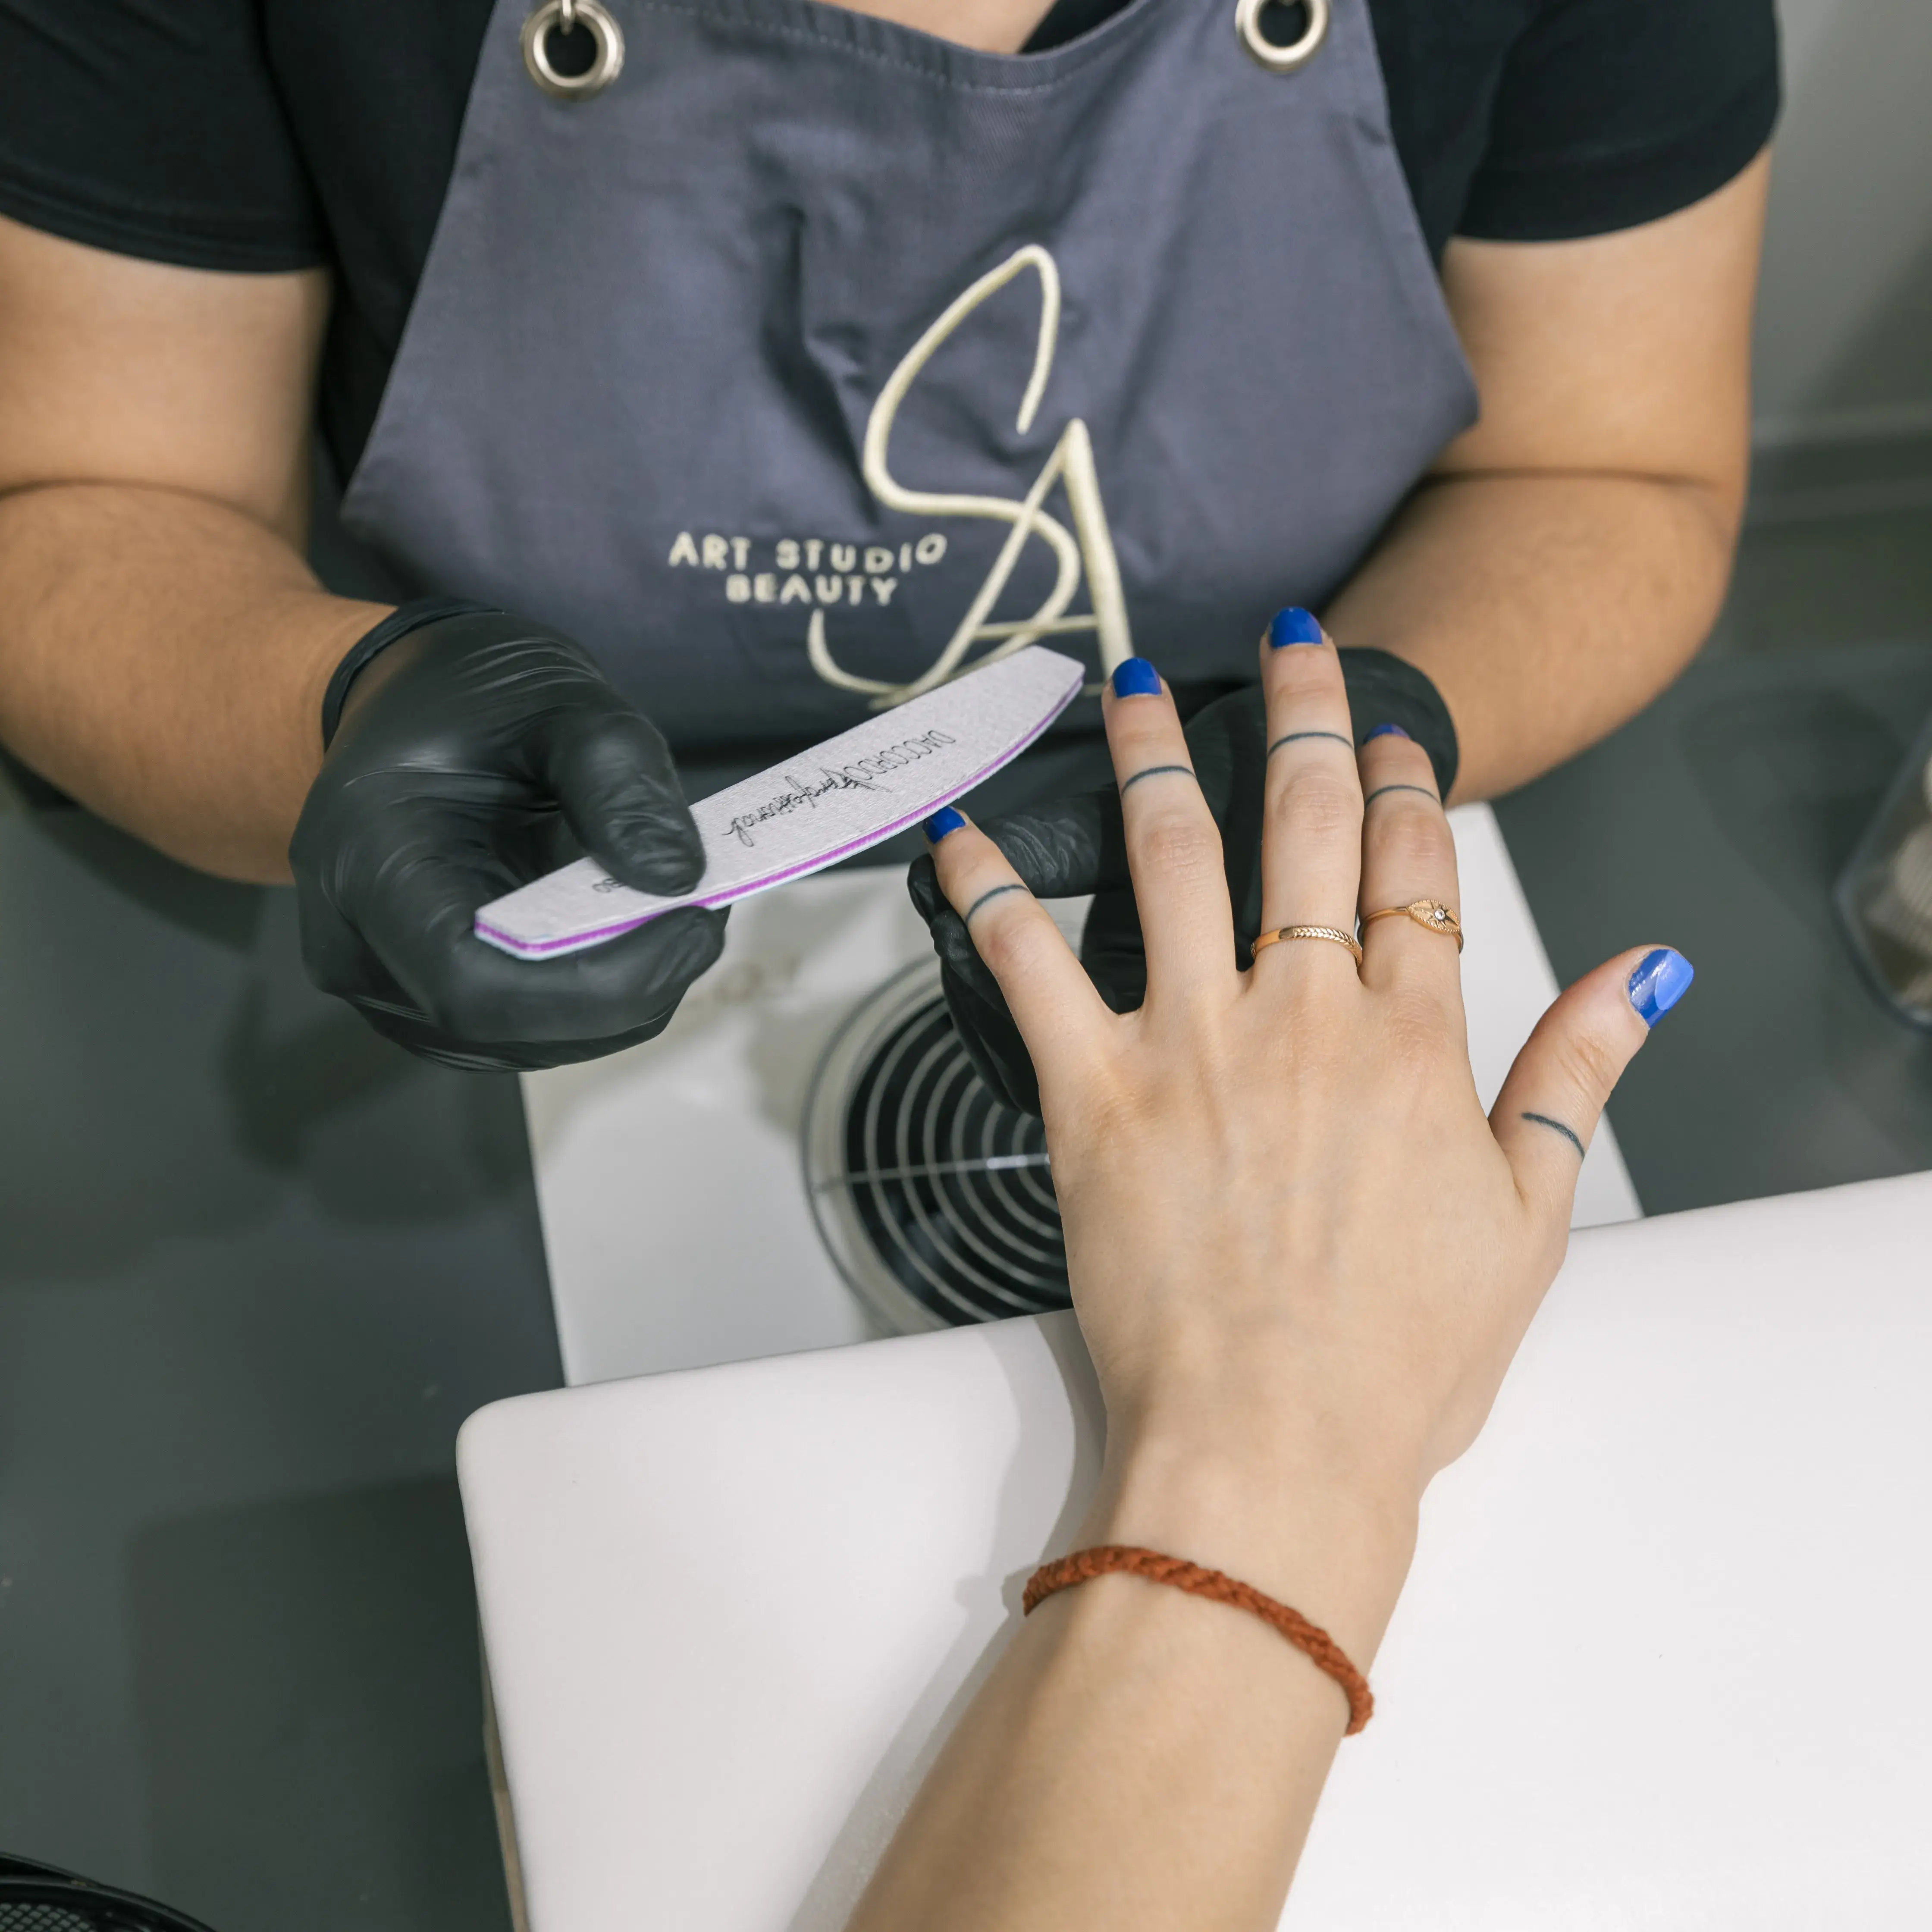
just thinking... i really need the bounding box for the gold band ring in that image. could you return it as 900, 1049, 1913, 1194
1362, 900, 1464, 952
1251, 924, 1364, 965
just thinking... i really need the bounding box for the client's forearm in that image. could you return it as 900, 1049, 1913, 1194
1323, 470, 1739, 802
844, 1413, 1416, 1932
0, 480, 389, 882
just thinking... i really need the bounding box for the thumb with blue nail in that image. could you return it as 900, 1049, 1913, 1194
1489, 944, 1693, 1208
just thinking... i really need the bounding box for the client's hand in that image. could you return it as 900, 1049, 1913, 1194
927, 634, 1676, 1525
850, 627, 1690, 1932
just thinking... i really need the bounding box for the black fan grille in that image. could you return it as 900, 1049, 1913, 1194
833, 992, 1069, 1325
0, 1890, 205, 1932
0, 1854, 220, 1932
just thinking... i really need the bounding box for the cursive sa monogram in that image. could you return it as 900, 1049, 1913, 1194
810, 245, 1135, 708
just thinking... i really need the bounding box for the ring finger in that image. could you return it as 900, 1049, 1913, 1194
1355, 724, 1463, 994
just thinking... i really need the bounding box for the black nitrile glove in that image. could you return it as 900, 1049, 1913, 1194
908, 647, 1457, 1113
291, 605, 726, 1071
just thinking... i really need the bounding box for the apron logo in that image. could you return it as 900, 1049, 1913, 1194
663, 247, 1135, 709
820, 243, 1135, 707
665, 528, 948, 608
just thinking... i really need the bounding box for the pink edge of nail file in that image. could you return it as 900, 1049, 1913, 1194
473, 646, 1087, 960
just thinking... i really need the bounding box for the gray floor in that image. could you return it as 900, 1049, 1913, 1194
1496, 637, 1932, 1211
1495, 500, 1932, 1211
1706, 503, 1932, 659
0, 822, 556, 1931
0, 497, 1926, 1931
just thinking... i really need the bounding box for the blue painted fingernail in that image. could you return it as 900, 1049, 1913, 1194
1628, 947, 1695, 1027
1111, 658, 1162, 698
1365, 723, 1409, 741
924, 806, 966, 842
1269, 606, 1324, 649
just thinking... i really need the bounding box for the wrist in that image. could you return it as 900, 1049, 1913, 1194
1078, 1405, 1421, 1669
320, 596, 501, 748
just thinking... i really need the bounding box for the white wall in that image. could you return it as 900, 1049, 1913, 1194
1751, 0, 1932, 446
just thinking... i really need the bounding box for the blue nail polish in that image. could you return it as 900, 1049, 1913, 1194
1268, 606, 1324, 649
1111, 658, 1162, 698
1365, 723, 1409, 741
924, 806, 966, 843
1628, 947, 1695, 1027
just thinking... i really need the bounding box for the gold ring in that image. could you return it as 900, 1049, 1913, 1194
1251, 924, 1364, 965
1362, 900, 1464, 952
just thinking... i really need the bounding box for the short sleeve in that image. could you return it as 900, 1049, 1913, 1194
1459, 0, 1780, 242
0, 0, 325, 271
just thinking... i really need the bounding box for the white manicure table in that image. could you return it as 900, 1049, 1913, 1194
464, 1167, 1932, 1931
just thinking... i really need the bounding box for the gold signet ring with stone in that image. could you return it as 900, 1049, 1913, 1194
1361, 900, 1464, 952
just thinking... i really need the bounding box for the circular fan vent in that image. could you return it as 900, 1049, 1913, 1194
804, 962, 1070, 1333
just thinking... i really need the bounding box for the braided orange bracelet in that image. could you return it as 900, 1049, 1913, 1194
1022, 1545, 1374, 1734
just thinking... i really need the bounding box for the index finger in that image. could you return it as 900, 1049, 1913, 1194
924, 808, 1111, 1066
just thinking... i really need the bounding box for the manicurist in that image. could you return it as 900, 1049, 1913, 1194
0, 0, 1776, 1067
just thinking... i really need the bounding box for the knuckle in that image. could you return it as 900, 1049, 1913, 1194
1381, 984, 1448, 1071
1137, 809, 1221, 882
973, 908, 1051, 979
1378, 803, 1455, 881
1547, 1023, 1623, 1101
1272, 767, 1358, 844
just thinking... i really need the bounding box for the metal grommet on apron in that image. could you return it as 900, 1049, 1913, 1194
1234, 0, 1328, 72
522, 0, 624, 99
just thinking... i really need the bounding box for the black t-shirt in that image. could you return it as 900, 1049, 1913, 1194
0, 0, 1777, 480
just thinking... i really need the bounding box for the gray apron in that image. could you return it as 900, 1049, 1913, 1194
341, 0, 1475, 751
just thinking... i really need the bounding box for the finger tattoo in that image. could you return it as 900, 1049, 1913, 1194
1266, 730, 1353, 760
1521, 1111, 1587, 1159
1364, 782, 1441, 807
963, 883, 1029, 925
1119, 763, 1198, 796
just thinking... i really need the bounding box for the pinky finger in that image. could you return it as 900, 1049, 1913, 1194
1490, 945, 1696, 1215
925, 807, 1112, 1060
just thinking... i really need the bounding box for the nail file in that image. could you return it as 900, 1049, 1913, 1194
474, 646, 1087, 959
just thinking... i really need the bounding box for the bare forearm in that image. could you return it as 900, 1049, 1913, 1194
847, 1421, 1416, 1932
0, 481, 389, 881
1324, 470, 1738, 803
